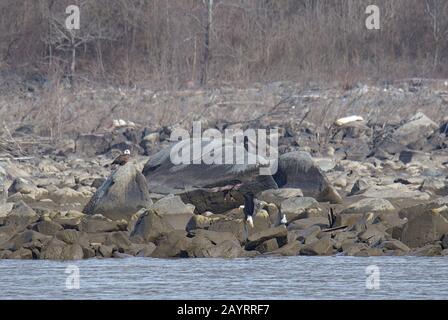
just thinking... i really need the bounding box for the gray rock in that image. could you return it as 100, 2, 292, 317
287, 217, 328, 230
270, 241, 303, 256
135, 243, 157, 257
341, 198, 395, 214
56, 229, 88, 246
0, 225, 16, 245
98, 244, 115, 258
419, 178, 448, 196
151, 230, 191, 258
4, 201, 38, 231
130, 209, 174, 243
410, 244, 443, 257
442, 234, 448, 250
151, 195, 195, 230
274, 152, 342, 204
105, 231, 132, 251
300, 235, 334, 256
75, 133, 112, 156
34, 220, 63, 236
83, 163, 153, 221
186, 214, 215, 232
399, 200, 448, 248
376, 112, 438, 155
189, 229, 239, 245
349, 178, 370, 196
358, 224, 389, 245
280, 197, 320, 222
80, 215, 126, 233
204, 240, 245, 258
255, 238, 280, 253
143, 138, 277, 214
292, 225, 322, 243
257, 188, 303, 207
245, 225, 287, 250
8, 247, 33, 259
380, 239, 410, 252
1, 230, 50, 251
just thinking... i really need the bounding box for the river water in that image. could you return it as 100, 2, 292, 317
0, 256, 447, 299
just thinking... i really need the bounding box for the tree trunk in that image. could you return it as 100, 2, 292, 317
200, 0, 213, 86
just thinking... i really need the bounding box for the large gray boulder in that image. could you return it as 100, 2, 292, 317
398, 197, 448, 248
130, 209, 174, 243
83, 163, 153, 220
143, 138, 277, 213
273, 152, 342, 204
375, 112, 438, 155
150, 195, 195, 230
143, 140, 341, 213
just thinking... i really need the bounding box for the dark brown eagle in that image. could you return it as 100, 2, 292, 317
106, 149, 131, 168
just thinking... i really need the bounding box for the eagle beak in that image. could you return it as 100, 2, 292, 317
246, 216, 254, 228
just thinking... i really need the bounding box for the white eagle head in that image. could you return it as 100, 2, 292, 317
124, 149, 131, 155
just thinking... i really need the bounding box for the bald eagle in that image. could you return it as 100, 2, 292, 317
106, 149, 131, 168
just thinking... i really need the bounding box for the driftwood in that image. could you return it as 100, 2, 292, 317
322, 225, 348, 233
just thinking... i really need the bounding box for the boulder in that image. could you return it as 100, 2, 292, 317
270, 241, 303, 256
135, 243, 157, 257
410, 244, 443, 257
186, 214, 216, 232
3, 201, 39, 231
151, 230, 191, 258
83, 163, 153, 221
151, 195, 195, 230
348, 178, 370, 196
257, 188, 303, 207
273, 152, 342, 204
98, 244, 115, 258
358, 224, 389, 245
300, 235, 334, 256
80, 215, 126, 233
245, 225, 287, 250
287, 217, 328, 230
380, 240, 410, 253
56, 230, 89, 247
1, 230, 50, 251
362, 184, 430, 201
204, 240, 245, 258
8, 247, 33, 259
419, 178, 448, 196
280, 197, 320, 222
130, 209, 174, 243
105, 232, 132, 251
376, 112, 438, 155
0, 225, 16, 245
143, 138, 277, 214
0, 202, 13, 217
7, 178, 47, 201
187, 235, 215, 257
189, 229, 239, 245
75, 133, 111, 156
399, 200, 448, 248
341, 198, 395, 215
34, 220, 63, 236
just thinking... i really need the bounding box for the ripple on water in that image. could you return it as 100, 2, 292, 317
1, 256, 448, 299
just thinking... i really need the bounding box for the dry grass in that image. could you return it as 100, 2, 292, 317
1, 0, 448, 87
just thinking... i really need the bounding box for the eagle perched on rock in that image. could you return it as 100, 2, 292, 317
106, 149, 131, 168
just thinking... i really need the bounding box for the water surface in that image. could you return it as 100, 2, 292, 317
0, 256, 447, 299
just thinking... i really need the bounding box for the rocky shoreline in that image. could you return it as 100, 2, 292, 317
1, 82, 448, 260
